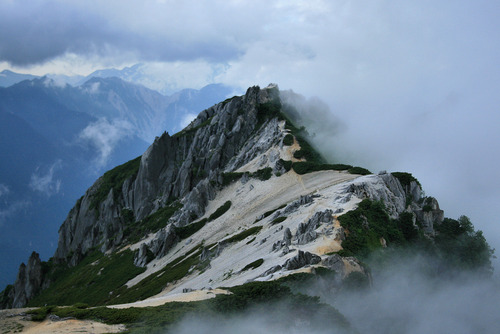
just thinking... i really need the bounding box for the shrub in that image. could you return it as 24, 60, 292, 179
175, 218, 208, 239
222, 172, 245, 186
256, 100, 282, 128
391, 172, 421, 188
241, 258, 264, 271
292, 162, 353, 175
223, 226, 263, 243
252, 167, 272, 181
278, 159, 293, 172
209, 201, 232, 221
271, 216, 287, 225
434, 216, 494, 274
338, 199, 404, 256
348, 166, 372, 175
283, 134, 294, 146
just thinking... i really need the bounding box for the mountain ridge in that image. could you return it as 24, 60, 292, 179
0, 84, 493, 333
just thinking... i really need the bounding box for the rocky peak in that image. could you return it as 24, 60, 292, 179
53, 85, 282, 263
6, 252, 44, 309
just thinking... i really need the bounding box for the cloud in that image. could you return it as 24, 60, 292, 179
329, 251, 500, 334
180, 113, 198, 129
78, 118, 134, 167
0, 184, 9, 197
0, 200, 30, 227
29, 160, 62, 196
0, 0, 252, 67
167, 249, 500, 334
42, 76, 67, 88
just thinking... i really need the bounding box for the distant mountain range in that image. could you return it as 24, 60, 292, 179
0, 70, 235, 290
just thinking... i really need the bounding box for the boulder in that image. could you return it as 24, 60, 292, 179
283, 250, 321, 270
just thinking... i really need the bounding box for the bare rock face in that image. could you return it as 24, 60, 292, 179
345, 175, 406, 218
295, 210, 333, 245
414, 197, 444, 235
9, 252, 43, 308
53, 85, 279, 264
283, 250, 321, 270
149, 225, 179, 259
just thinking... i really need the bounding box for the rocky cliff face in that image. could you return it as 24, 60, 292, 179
1, 252, 45, 309
54, 85, 280, 262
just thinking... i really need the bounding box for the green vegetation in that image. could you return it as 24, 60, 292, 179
0, 284, 13, 309
175, 218, 208, 239
173, 116, 213, 138
256, 98, 282, 128
278, 158, 293, 172
271, 216, 287, 225
391, 172, 421, 188
209, 200, 232, 220
30, 279, 351, 333
222, 171, 245, 186
27, 249, 146, 307
241, 258, 264, 271
175, 201, 232, 240
339, 199, 494, 275
222, 168, 273, 186
280, 113, 325, 164
283, 133, 294, 146
338, 199, 405, 257
257, 204, 287, 222
124, 202, 183, 243
348, 166, 372, 175
252, 167, 272, 181
221, 95, 238, 107
435, 215, 494, 274
90, 156, 141, 213
27, 305, 55, 321
292, 161, 352, 175
223, 226, 263, 244
110, 244, 204, 304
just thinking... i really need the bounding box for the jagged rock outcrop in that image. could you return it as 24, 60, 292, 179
345, 174, 407, 218
283, 250, 321, 270
7, 252, 44, 309
134, 244, 152, 267
295, 210, 333, 245
322, 254, 366, 280
413, 197, 444, 235
149, 225, 179, 259
54, 85, 281, 263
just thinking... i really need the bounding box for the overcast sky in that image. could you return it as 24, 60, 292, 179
1, 0, 499, 268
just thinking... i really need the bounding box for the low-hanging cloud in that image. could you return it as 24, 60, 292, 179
29, 160, 62, 196
170, 250, 500, 334
329, 251, 500, 334
78, 118, 134, 167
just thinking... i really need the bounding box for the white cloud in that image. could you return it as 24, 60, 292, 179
42, 76, 67, 88
180, 113, 197, 129
0, 200, 30, 227
29, 160, 62, 196
0, 184, 9, 197
78, 118, 134, 167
